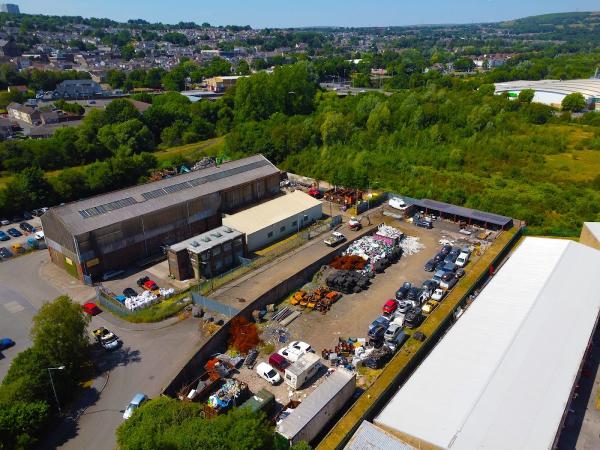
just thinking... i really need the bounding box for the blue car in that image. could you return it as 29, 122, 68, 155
7, 228, 22, 237
0, 231, 10, 241
0, 338, 15, 351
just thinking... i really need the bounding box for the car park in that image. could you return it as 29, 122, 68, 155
83, 302, 102, 316
0, 338, 15, 351
422, 299, 439, 314
123, 288, 138, 298
431, 288, 446, 301
324, 231, 346, 247
102, 269, 125, 281
456, 251, 470, 267
7, 228, 22, 237
382, 299, 398, 315
123, 392, 148, 419
256, 362, 282, 385
0, 247, 12, 259
424, 259, 436, 272
19, 222, 35, 232
0, 231, 11, 241
384, 323, 402, 341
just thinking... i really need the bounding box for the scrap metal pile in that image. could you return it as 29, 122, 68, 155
321, 337, 390, 369
400, 235, 425, 255
191, 156, 216, 171
207, 379, 248, 412
290, 287, 342, 313
343, 227, 403, 275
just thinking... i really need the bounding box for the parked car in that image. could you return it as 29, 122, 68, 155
368, 324, 386, 341
123, 392, 148, 419
324, 231, 346, 247
388, 197, 408, 210
19, 222, 35, 233
0, 247, 12, 259
0, 338, 15, 351
102, 269, 125, 281
93, 327, 120, 351
432, 288, 446, 301
348, 216, 362, 230
0, 219, 9, 226
11, 216, 22, 223
406, 287, 421, 301
83, 302, 102, 316
385, 330, 409, 353
268, 353, 289, 372
456, 251, 470, 267
415, 218, 433, 229
368, 315, 390, 331
440, 244, 452, 255
397, 300, 413, 313
143, 279, 159, 292
403, 307, 424, 329
6, 228, 21, 238
123, 288, 138, 298
421, 280, 437, 295
432, 269, 446, 285
440, 272, 458, 290
424, 259, 436, 272
384, 323, 402, 341
433, 252, 445, 263
244, 349, 259, 369
434, 260, 446, 272
422, 300, 439, 314
256, 362, 281, 385
395, 282, 411, 300
278, 346, 304, 363
34, 230, 45, 240
382, 299, 398, 315
22, 211, 33, 220
289, 341, 312, 354
307, 188, 322, 198
456, 268, 466, 278
363, 348, 392, 369
446, 249, 461, 263
443, 262, 458, 273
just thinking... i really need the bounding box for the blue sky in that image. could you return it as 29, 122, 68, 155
16, 0, 600, 27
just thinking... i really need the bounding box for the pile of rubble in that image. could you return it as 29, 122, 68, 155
207, 379, 248, 412
191, 157, 216, 171
123, 287, 175, 311
329, 255, 367, 271
344, 235, 402, 275
399, 235, 425, 255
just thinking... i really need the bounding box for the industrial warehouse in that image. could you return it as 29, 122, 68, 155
41, 155, 281, 281
494, 78, 600, 109
362, 237, 600, 450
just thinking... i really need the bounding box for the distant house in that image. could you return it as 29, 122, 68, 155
7, 102, 41, 125
40, 110, 59, 125
0, 38, 19, 58
53, 79, 103, 99
205, 75, 245, 93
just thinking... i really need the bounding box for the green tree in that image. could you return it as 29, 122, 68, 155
321, 111, 347, 145
453, 57, 475, 72
30, 295, 91, 373
518, 89, 535, 103
0, 400, 49, 450
98, 119, 155, 156
5, 167, 56, 212
561, 92, 586, 112
104, 99, 141, 124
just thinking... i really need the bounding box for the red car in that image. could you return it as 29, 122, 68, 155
143, 280, 159, 291
382, 299, 398, 314
307, 188, 322, 199
83, 302, 102, 316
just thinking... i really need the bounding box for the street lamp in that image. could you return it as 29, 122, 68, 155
47, 366, 65, 415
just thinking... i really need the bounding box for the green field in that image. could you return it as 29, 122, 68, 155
545, 149, 600, 182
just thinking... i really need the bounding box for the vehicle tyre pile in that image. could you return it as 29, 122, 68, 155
325, 270, 371, 294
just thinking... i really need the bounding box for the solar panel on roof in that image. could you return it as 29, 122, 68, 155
78, 196, 137, 219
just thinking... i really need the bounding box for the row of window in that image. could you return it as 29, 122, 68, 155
266, 215, 310, 238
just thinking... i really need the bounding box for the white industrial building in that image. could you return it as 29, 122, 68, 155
494, 78, 600, 108
372, 237, 600, 450
222, 190, 322, 252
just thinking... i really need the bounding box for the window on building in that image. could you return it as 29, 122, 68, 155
280, 225, 286, 233
267, 231, 273, 238
223, 242, 232, 252
303, 215, 309, 222
292, 220, 297, 227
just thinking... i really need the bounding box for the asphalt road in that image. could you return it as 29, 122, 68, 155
0, 250, 61, 380
0, 250, 208, 450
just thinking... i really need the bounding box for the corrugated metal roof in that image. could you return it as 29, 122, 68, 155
168, 225, 243, 254
584, 222, 600, 242
409, 198, 512, 227
495, 79, 600, 98
277, 368, 355, 440
375, 237, 600, 450
222, 190, 322, 236
46, 155, 279, 235
344, 421, 414, 450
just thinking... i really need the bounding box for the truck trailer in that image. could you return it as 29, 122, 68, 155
277, 368, 356, 445
284, 352, 321, 389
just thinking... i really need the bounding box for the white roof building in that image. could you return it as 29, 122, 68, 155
374, 237, 600, 450
494, 78, 600, 107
